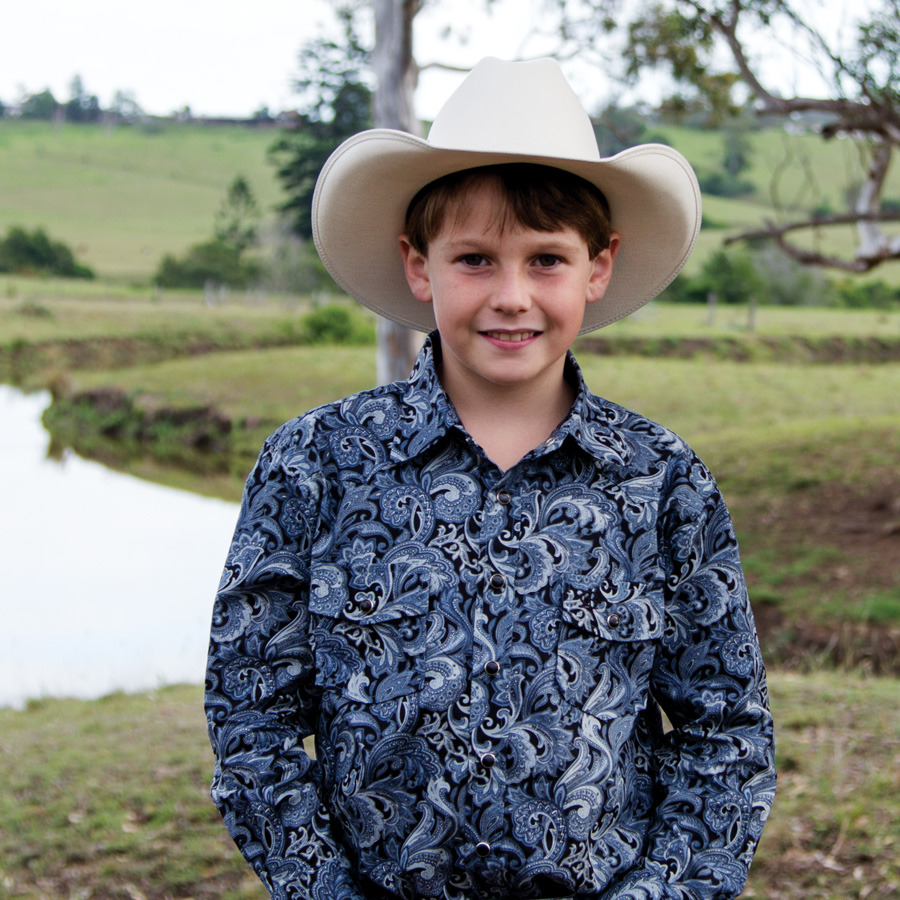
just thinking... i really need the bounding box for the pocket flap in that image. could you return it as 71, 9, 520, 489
309, 563, 428, 622
561, 583, 663, 641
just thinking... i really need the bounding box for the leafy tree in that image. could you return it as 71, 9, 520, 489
0, 226, 94, 278
155, 241, 258, 289
836, 278, 900, 309
20, 89, 60, 120
696, 247, 766, 305
269, 6, 372, 239
549, 0, 900, 273
214, 176, 260, 254
155, 178, 262, 289
663, 244, 840, 306
591, 102, 653, 156
722, 124, 752, 177
109, 90, 144, 123
65, 75, 102, 123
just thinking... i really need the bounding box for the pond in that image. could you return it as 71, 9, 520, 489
0, 385, 241, 709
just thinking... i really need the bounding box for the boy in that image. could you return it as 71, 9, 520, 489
205, 57, 775, 900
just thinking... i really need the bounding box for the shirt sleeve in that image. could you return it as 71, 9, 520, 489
204, 428, 366, 900
602, 450, 777, 900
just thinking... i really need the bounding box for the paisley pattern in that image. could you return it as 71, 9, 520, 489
205, 334, 775, 900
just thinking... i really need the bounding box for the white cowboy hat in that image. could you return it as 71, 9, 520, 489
312, 56, 701, 334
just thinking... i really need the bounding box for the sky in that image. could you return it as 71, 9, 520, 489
1, 0, 555, 119
1, 0, 873, 121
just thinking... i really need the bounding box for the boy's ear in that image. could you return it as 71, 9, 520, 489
398, 236, 432, 303
587, 233, 621, 304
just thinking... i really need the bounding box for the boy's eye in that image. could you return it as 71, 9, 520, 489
534, 254, 562, 268
459, 254, 489, 267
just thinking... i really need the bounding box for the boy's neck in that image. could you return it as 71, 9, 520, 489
439, 364, 576, 472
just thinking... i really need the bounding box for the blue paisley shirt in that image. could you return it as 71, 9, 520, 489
205, 334, 775, 900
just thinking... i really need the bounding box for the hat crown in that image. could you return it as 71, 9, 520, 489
427, 57, 601, 162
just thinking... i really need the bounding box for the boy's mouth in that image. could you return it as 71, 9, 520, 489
481, 330, 540, 343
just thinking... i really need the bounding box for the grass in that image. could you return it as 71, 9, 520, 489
5, 278, 900, 346
1, 673, 896, 900
0, 120, 282, 282
0, 685, 265, 900
0, 289, 316, 346
51, 338, 899, 486
746, 672, 900, 899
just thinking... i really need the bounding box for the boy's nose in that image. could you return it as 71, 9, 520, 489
490, 269, 532, 313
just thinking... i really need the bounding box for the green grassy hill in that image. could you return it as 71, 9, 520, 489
4, 118, 900, 285
0, 120, 282, 282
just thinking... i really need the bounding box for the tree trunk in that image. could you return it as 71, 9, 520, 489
372, 0, 422, 384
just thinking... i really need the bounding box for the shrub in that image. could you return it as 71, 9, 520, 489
658, 272, 708, 304
0, 226, 94, 278
836, 279, 900, 309
698, 172, 755, 198
664, 246, 841, 308
750, 244, 838, 307
697, 247, 766, 304
154, 240, 260, 289
302, 305, 374, 345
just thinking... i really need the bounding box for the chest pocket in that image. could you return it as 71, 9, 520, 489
309, 561, 431, 706
555, 582, 664, 717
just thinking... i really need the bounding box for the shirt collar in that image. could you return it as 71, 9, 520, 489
389, 332, 640, 472
542, 353, 639, 471
388, 332, 462, 465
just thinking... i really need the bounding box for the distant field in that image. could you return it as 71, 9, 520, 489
4, 276, 900, 344
0, 120, 281, 281
4, 119, 900, 285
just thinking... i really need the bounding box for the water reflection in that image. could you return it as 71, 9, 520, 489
0, 385, 240, 709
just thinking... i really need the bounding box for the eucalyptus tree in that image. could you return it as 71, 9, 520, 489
271, 6, 373, 241
552, 0, 900, 273
274, 1, 424, 381
372, 0, 423, 382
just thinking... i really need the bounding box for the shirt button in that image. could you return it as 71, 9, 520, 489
607, 612, 621, 629
480, 752, 497, 769
489, 573, 505, 591
484, 660, 501, 676
497, 490, 512, 505
360, 598, 376, 613
474, 841, 491, 858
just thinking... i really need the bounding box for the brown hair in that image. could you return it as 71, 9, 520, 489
404, 163, 614, 259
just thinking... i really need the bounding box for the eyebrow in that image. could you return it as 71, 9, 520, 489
441, 232, 582, 253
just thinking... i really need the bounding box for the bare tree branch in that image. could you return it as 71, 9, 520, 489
726, 209, 900, 271
615, 0, 900, 272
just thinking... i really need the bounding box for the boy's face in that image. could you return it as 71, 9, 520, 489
400, 181, 619, 402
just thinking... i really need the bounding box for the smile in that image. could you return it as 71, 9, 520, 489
482, 331, 539, 342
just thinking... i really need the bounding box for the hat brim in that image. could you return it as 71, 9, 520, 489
312, 129, 701, 334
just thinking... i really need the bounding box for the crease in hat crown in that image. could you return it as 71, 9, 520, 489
312, 56, 701, 335
426, 57, 601, 160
